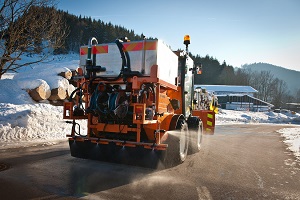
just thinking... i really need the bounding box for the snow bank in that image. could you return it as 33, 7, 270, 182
0, 102, 87, 149
13, 60, 79, 90
0, 54, 86, 149
0, 79, 35, 104
0, 103, 66, 147
278, 128, 300, 161
216, 109, 300, 125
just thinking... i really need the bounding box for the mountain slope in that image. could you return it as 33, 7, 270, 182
242, 63, 300, 94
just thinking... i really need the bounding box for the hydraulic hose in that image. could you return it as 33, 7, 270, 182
115, 39, 131, 72
68, 87, 81, 102
86, 39, 130, 82
87, 37, 98, 61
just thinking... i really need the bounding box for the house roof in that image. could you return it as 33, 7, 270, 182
195, 85, 258, 93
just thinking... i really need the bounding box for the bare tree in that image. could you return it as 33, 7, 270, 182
234, 68, 252, 85
271, 78, 288, 108
0, 0, 67, 78
260, 71, 275, 102
250, 71, 275, 102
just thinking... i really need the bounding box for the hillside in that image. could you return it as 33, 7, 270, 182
242, 63, 300, 94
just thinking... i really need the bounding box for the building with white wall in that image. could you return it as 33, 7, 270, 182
195, 85, 274, 111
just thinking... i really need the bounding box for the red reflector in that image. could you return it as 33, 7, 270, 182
135, 105, 143, 113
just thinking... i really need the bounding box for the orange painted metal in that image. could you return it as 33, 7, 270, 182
92, 45, 108, 54
80, 45, 109, 55
122, 40, 157, 51
64, 61, 182, 151
192, 110, 215, 135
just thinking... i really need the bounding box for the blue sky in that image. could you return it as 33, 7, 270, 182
57, 0, 300, 71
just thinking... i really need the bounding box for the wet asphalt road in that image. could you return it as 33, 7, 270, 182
1, 124, 300, 200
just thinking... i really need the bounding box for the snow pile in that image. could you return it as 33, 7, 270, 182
278, 128, 300, 161
0, 79, 34, 104
0, 101, 87, 149
216, 109, 300, 125
0, 54, 87, 149
13, 61, 78, 90
0, 53, 300, 162
0, 103, 81, 148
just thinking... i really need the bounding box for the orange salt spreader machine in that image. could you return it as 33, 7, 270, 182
63, 35, 215, 168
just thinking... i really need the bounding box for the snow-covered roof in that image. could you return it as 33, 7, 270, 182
195, 85, 258, 93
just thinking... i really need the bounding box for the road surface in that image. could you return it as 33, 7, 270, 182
1, 124, 300, 199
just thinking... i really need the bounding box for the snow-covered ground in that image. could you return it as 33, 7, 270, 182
216, 109, 300, 125
0, 54, 300, 162
0, 54, 87, 148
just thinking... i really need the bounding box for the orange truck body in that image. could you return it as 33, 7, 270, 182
63, 37, 215, 167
